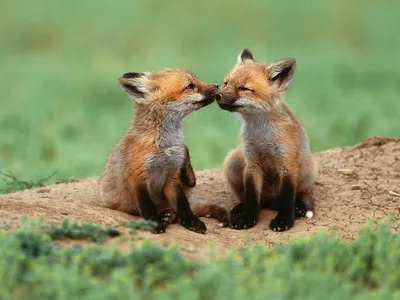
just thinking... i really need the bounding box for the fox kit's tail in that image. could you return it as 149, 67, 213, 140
296, 160, 318, 219
190, 204, 230, 228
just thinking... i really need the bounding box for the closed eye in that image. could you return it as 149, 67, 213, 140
238, 86, 252, 91
186, 83, 196, 89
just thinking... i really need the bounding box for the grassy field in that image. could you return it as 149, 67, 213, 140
1, 0, 399, 183
0, 217, 399, 299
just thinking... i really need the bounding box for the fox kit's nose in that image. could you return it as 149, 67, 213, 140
214, 84, 219, 89
216, 94, 222, 101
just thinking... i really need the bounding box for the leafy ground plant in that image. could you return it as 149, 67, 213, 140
125, 219, 157, 235
47, 219, 120, 243
0, 170, 57, 194
0, 217, 399, 299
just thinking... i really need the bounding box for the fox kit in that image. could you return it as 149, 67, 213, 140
100, 68, 219, 234
216, 49, 317, 232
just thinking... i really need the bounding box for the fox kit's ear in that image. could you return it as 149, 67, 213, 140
118, 72, 150, 103
237, 48, 255, 64
266, 58, 296, 91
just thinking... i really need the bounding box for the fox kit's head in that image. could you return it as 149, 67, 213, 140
118, 69, 219, 119
216, 49, 296, 115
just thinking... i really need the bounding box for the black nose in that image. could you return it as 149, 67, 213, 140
215, 94, 222, 101
214, 84, 219, 89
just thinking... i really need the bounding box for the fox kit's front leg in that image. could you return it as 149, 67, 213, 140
159, 146, 196, 225
136, 183, 167, 234
227, 155, 263, 229
164, 181, 206, 234
225, 149, 261, 229
269, 176, 296, 231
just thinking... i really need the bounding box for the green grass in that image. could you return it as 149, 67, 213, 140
0, 171, 57, 194
0, 217, 399, 299
0, 0, 399, 184
47, 219, 121, 243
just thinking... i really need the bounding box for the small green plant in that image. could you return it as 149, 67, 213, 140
47, 219, 120, 243
125, 219, 157, 235
0, 224, 11, 231
55, 177, 79, 184
0, 170, 57, 194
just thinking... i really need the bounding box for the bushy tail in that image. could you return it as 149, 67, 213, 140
295, 190, 314, 219
191, 204, 230, 227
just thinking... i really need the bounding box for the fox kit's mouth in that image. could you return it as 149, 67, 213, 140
193, 97, 215, 110
217, 102, 243, 112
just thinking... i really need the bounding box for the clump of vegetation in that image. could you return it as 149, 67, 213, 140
125, 219, 157, 235
0, 217, 399, 299
0, 170, 56, 194
47, 219, 120, 243
55, 177, 79, 184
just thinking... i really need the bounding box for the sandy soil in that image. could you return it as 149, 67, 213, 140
1, 136, 399, 260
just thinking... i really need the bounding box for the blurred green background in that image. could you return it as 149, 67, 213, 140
0, 0, 399, 183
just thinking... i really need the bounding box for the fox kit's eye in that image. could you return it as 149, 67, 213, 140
186, 83, 196, 89
238, 86, 252, 91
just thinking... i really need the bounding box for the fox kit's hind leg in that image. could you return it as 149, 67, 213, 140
224, 149, 245, 202
180, 146, 196, 188
225, 149, 262, 229
269, 177, 296, 232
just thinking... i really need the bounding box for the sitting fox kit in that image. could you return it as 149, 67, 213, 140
101, 69, 219, 234
216, 49, 317, 232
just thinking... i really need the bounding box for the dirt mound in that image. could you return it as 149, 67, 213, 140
1, 137, 399, 260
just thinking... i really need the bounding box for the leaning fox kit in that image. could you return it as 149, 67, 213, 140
216, 49, 317, 232
101, 68, 219, 234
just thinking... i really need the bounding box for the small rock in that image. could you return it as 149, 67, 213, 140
338, 168, 355, 175
389, 191, 400, 197
184, 245, 196, 253
351, 185, 362, 190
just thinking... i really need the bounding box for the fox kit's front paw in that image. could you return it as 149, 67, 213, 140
159, 209, 177, 224
269, 213, 294, 232
181, 215, 206, 234
153, 222, 167, 234
230, 203, 257, 230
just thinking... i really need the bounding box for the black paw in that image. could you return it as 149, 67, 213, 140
230, 203, 257, 230
230, 203, 244, 220
153, 222, 167, 234
159, 209, 177, 224
269, 214, 294, 232
182, 215, 206, 234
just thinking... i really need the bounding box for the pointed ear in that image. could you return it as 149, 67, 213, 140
266, 58, 296, 91
237, 48, 255, 64
118, 72, 150, 102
